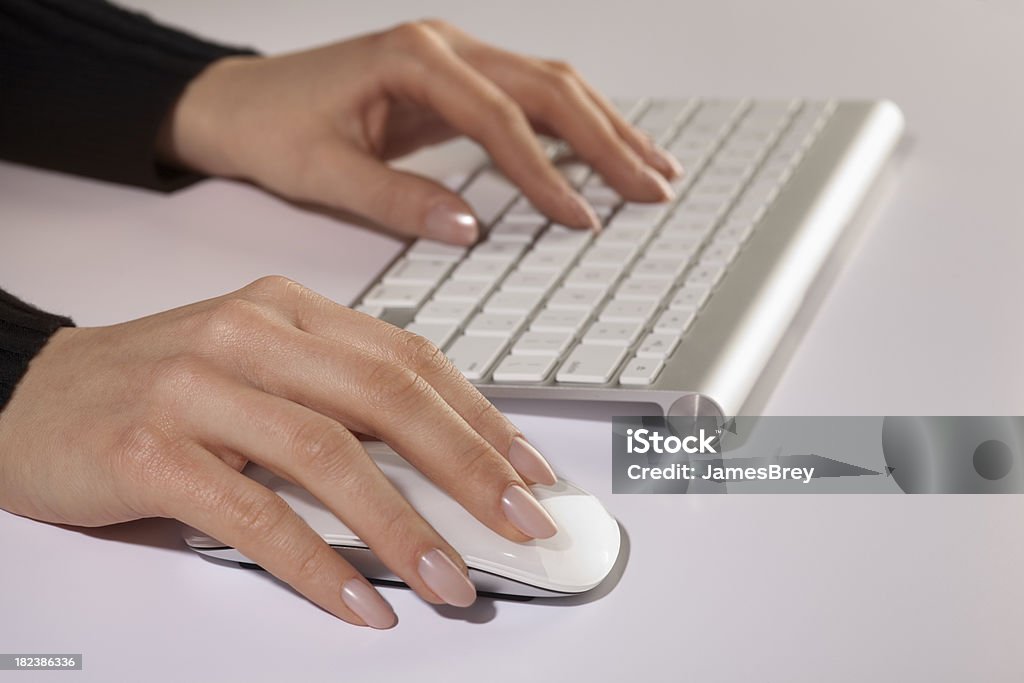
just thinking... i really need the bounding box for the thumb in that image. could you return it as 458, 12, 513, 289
304, 145, 479, 245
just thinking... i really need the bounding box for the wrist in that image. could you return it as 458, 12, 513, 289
156, 55, 263, 178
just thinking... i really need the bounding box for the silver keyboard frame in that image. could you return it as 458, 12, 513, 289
355, 99, 904, 418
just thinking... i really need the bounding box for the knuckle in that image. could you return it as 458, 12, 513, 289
111, 423, 189, 499
290, 543, 330, 583
545, 59, 577, 78
202, 297, 271, 347
385, 21, 438, 52
288, 420, 357, 481
225, 489, 292, 538
150, 354, 210, 400
420, 17, 454, 34
484, 95, 524, 132
396, 329, 450, 376
453, 438, 495, 481
113, 423, 167, 478
363, 359, 429, 414
246, 274, 305, 301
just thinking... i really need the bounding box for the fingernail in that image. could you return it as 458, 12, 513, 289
643, 166, 675, 202
508, 436, 557, 486
653, 147, 685, 178
567, 191, 602, 232
418, 549, 476, 608
424, 203, 478, 244
501, 484, 558, 539
341, 579, 397, 629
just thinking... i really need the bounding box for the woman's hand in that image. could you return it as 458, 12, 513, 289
157, 20, 681, 244
0, 276, 561, 629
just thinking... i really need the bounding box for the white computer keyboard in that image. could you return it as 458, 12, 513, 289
353, 97, 904, 416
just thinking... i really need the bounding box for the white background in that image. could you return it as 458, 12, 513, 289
1, 1, 1022, 681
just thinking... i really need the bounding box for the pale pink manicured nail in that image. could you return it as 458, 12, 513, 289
341, 579, 397, 629
424, 203, 478, 244
642, 166, 675, 201
418, 549, 476, 608
653, 147, 685, 178
501, 484, 558, 539
567, 191, 602, 232
508, 436, 557, 486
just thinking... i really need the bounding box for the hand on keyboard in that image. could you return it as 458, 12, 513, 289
157, 19, 680, 244
0, 276, 562, 628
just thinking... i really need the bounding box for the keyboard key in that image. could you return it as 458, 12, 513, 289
502, 196, 545, 220
555, 345, 628, 384
361, 283, 428, 308
446, 335, 507, 381
530, 308, 590, 333
698, 242, 739, 265
644, 235, 702, 259
598, 299, 659, 323
684, 262, 728, 288
500, 269, 561, 293
595, 225, 655, 246
636, 332, 680, 359
564, 265, 622, 290
534, 225, 593, 252
451, 259, 508, 283
614, 276, 674, 301
610, 202, 672, 226
581, 321, 643, 346
715, 219, 757, 245
631, 257, 688, 281
470, 241, 527, 263
404, 322, 458, 349
415, 299, 476, 324
464, 312, 525, 337
406, 240, 468, 262
511, 331, 574, 356
462, 169, 518, 226
669, 284, 712, 310
579, 244, 638, 267
653, 309, 697, 335
547, 286, 605, 310
619, 357, 665, 386
519, 249, 576, 272
483, 291, 542, 315
433, 279, 493, 303
492, 354, 558, 383
382, 258, 452, 286
489, 219, 546, 243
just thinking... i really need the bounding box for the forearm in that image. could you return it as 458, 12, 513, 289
0, 0, 256, 191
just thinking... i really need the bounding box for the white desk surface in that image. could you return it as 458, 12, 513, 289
2, 1, 1023, 681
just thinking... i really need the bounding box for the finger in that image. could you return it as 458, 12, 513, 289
239, 277, 557, 487
299, 143, 480, 245
573, 74, 685, 179
160, 441, 398, 628
467, 52, 674, 201
210, 300, 557, 542
418, 21, 682, 180
178, 374, 477, 608
378, 23, 599, 230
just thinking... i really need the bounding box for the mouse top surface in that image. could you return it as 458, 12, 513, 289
189, 443, 621, 594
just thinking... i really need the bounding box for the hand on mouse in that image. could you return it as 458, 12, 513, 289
156, 19, 681, 244
0, 276, 560, 629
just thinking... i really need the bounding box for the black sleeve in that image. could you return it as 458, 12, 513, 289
0, 0, 258, 191
0, 288, 74, 411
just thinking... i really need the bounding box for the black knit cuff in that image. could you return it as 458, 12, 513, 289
0, 0, 259, 192
0, 289, 75, 411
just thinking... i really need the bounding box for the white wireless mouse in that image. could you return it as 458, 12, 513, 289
183, 442, 621, 598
